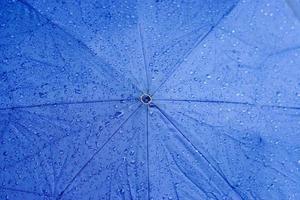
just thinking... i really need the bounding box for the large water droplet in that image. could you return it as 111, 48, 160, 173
114, 111, 124, 119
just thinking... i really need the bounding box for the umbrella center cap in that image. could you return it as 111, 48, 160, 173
140, 94, 152, 105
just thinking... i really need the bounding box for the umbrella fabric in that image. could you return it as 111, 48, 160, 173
1, 0, 300, 199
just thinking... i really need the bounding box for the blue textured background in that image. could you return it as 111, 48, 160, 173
0, 0, 300, 199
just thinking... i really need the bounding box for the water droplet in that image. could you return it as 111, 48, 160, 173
38, 92, 47, 98
104, 121, 110, 127
114, 111, 124, 119
129, 150, 135, 155
130, 160, 136, 164
119, 188, 125, 194
276, 91, 282, 97
74, 89, 81, 94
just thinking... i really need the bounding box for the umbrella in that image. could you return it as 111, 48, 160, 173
1, 0, 300, 199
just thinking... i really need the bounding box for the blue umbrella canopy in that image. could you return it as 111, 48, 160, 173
1, 0, 300, 199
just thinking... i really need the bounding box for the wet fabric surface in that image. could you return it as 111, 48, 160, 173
0, 0, 300, 199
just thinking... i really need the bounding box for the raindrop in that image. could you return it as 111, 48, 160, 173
153, 69, 159, 74
86, 122, 91, 128
104, 121, 110, 127
74, 89, 81, 94
206, 74, 211, 79
276, 91, 282, 97
38, 92, 47, 98
114, 111, 124, 119
2, 151, 8, 156
119, 188, 125, 194
130, 160, 136, 164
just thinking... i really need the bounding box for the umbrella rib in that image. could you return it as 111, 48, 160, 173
38, 155, 53, 195
160, 139, 180, 200
57, 104, 142, 199
13, 111, 67, 142
155, 99, 300, 110
125, 162, 134, 200
150, 1, 240, 96
2, 130, 70, 170
176, 111, 299, 183
0, 186, 54, 198
16, 0, 144, 94
15, 0, 94, 56
138, 23, 150, 93
5, 111, 75, 171
150, 28, 214, 96
13, 120, 46, 145
17, 109, 72, 133
146, 106, 151, 200
168, 151, 219, 199
268, 45, 300, 57
0, 23, 47, 40
156, 98, 253, 106
285, 0, 300, 21
48, 31, 143, 94
22, 55, 64, 69
0, 99, 135, 110
154, 104, 244, 199
54, 154, 69, 195
0, 111, 11, 141
260, 104, 300, 110
178, 111, 247, 145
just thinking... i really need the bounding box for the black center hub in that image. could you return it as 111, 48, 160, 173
140, 94, 152, 105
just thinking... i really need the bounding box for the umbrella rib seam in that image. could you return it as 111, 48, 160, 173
138, 22, 150, 93
154, 104, 244, 199
159, 136, 180, 200
146, 106, 151, 200
0, 99, 136, 110
57, 103, 142, 199
155, 99, 300, 110
150, 1, 241, 96
0, 186, 54, 198
16, 0, 144, 94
